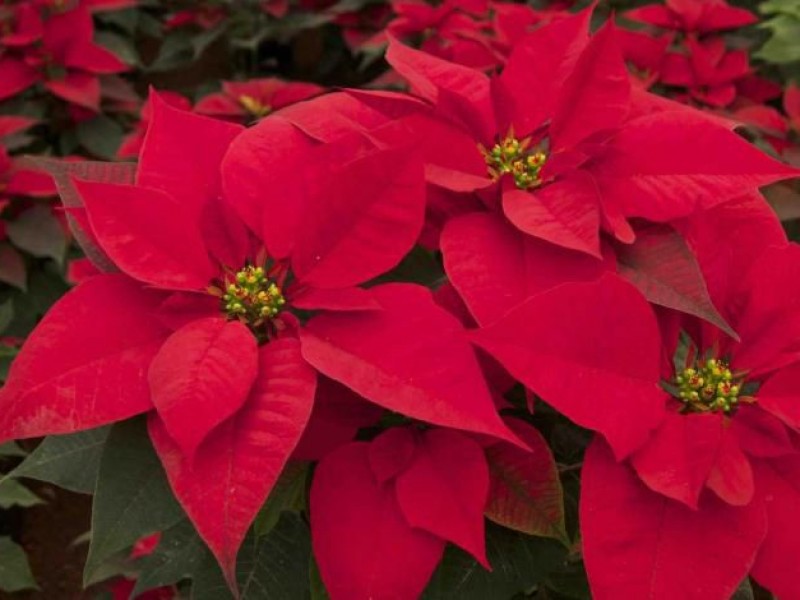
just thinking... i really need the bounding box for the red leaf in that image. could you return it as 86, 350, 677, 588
291, 146, 426, 289
484, 418, 567, 543
148, 317, 258, 458
592, 110, 799, 222
616, 223, 736, 338
549, 21, 631, 151
386, 36, 493, 140
756, 363, 800, 433
300, 283, 522, 447
581, 439, 767, 600
73, 178, 217, 291
472, 275, 666, 459
221, 116, 318, 260
150, 338, 316, 592
441, 212, 605, 326
751, 456, 800, 599
293, 377, 382, 461
396, 428, 489, 566
310, 442, 445, 600
503, 173, 602, 257
630, 411, 724, 509
706, 422, 754, 507
495, 8, 591, 135
138, 91, 243, 220
0, 274, 167, 441
368, 427, 417, 484
0, 243, 26, 290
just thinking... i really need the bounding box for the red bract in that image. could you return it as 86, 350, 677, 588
0, 90, 522, 592
311, 426, 489, 599
194, 78, 324, 123
474, 194, 800, 598
0, 4, 128, 110
117, 91, 192, 159
386, 7, 795, 260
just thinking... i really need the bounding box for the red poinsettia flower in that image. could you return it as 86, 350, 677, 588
0, 4, 128, 109
194, 78, 324, 123
164, 5, 226, 30
386, 7, 795, 258
659, 37, 752, 107
0, 117, 56, 202
0, 3, 43, 47
624, 0, 757, 34
472, 195, 800, 598
0, 92, 520, 592
116, 91, 191, 159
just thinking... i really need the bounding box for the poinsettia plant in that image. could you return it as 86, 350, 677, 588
1, 0, 800, 599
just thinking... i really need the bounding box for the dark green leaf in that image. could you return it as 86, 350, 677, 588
253, 462, 308, 537
133, 520, 209, 597
731, 578, 755, 600
0, 537, 38, 592
0, 441, 26, 457
191, 513, 312, 600
84, 419, 184, 586
422, 523, 568, 600
77, 115, 126, 160
0, 479, 42, 509
6, 205, 68, 265
7, 426, 109, 493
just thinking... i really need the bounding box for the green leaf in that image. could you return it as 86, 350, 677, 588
191, 513, 312, 600
422, 522, 568, 600
0, 441, 26, 457
6, 426, 109, 493
95, 31, 139, 66
253, 462, 309, 537
133, 520, 209, 597
0, 537, 38, 592
0, 299, 15, 335
0, 243, 27, 291
0, 479, 42, 509
731, 578, 755, 600
757, 15, 800, 64
76, 115, 126, 160
760, 0, 800, 19
84, 419, 184, 587
6, 205, 68, 265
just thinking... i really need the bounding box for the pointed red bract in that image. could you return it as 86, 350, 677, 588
592, 110, 798, 221
138, 92, 244, 220
751, 456, 800, 598
395, 428, 490, 567
290, 146, 426, 289
150, 338, 316, 591
581, 439, 767, 600
311, 442, 445, 600
503, 174, 602, 256
441, 212, 605, 325
73, 178, 216, 290
300, 283, 522, 447
0, 275, 168, 442
148, 317, 258, 459
472, 275, 666, 458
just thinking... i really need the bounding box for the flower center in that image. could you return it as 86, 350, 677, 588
221, 266, 285, 325
480, 134, 547, 190
238, 95, 271, 118
673, 358, 747, 414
